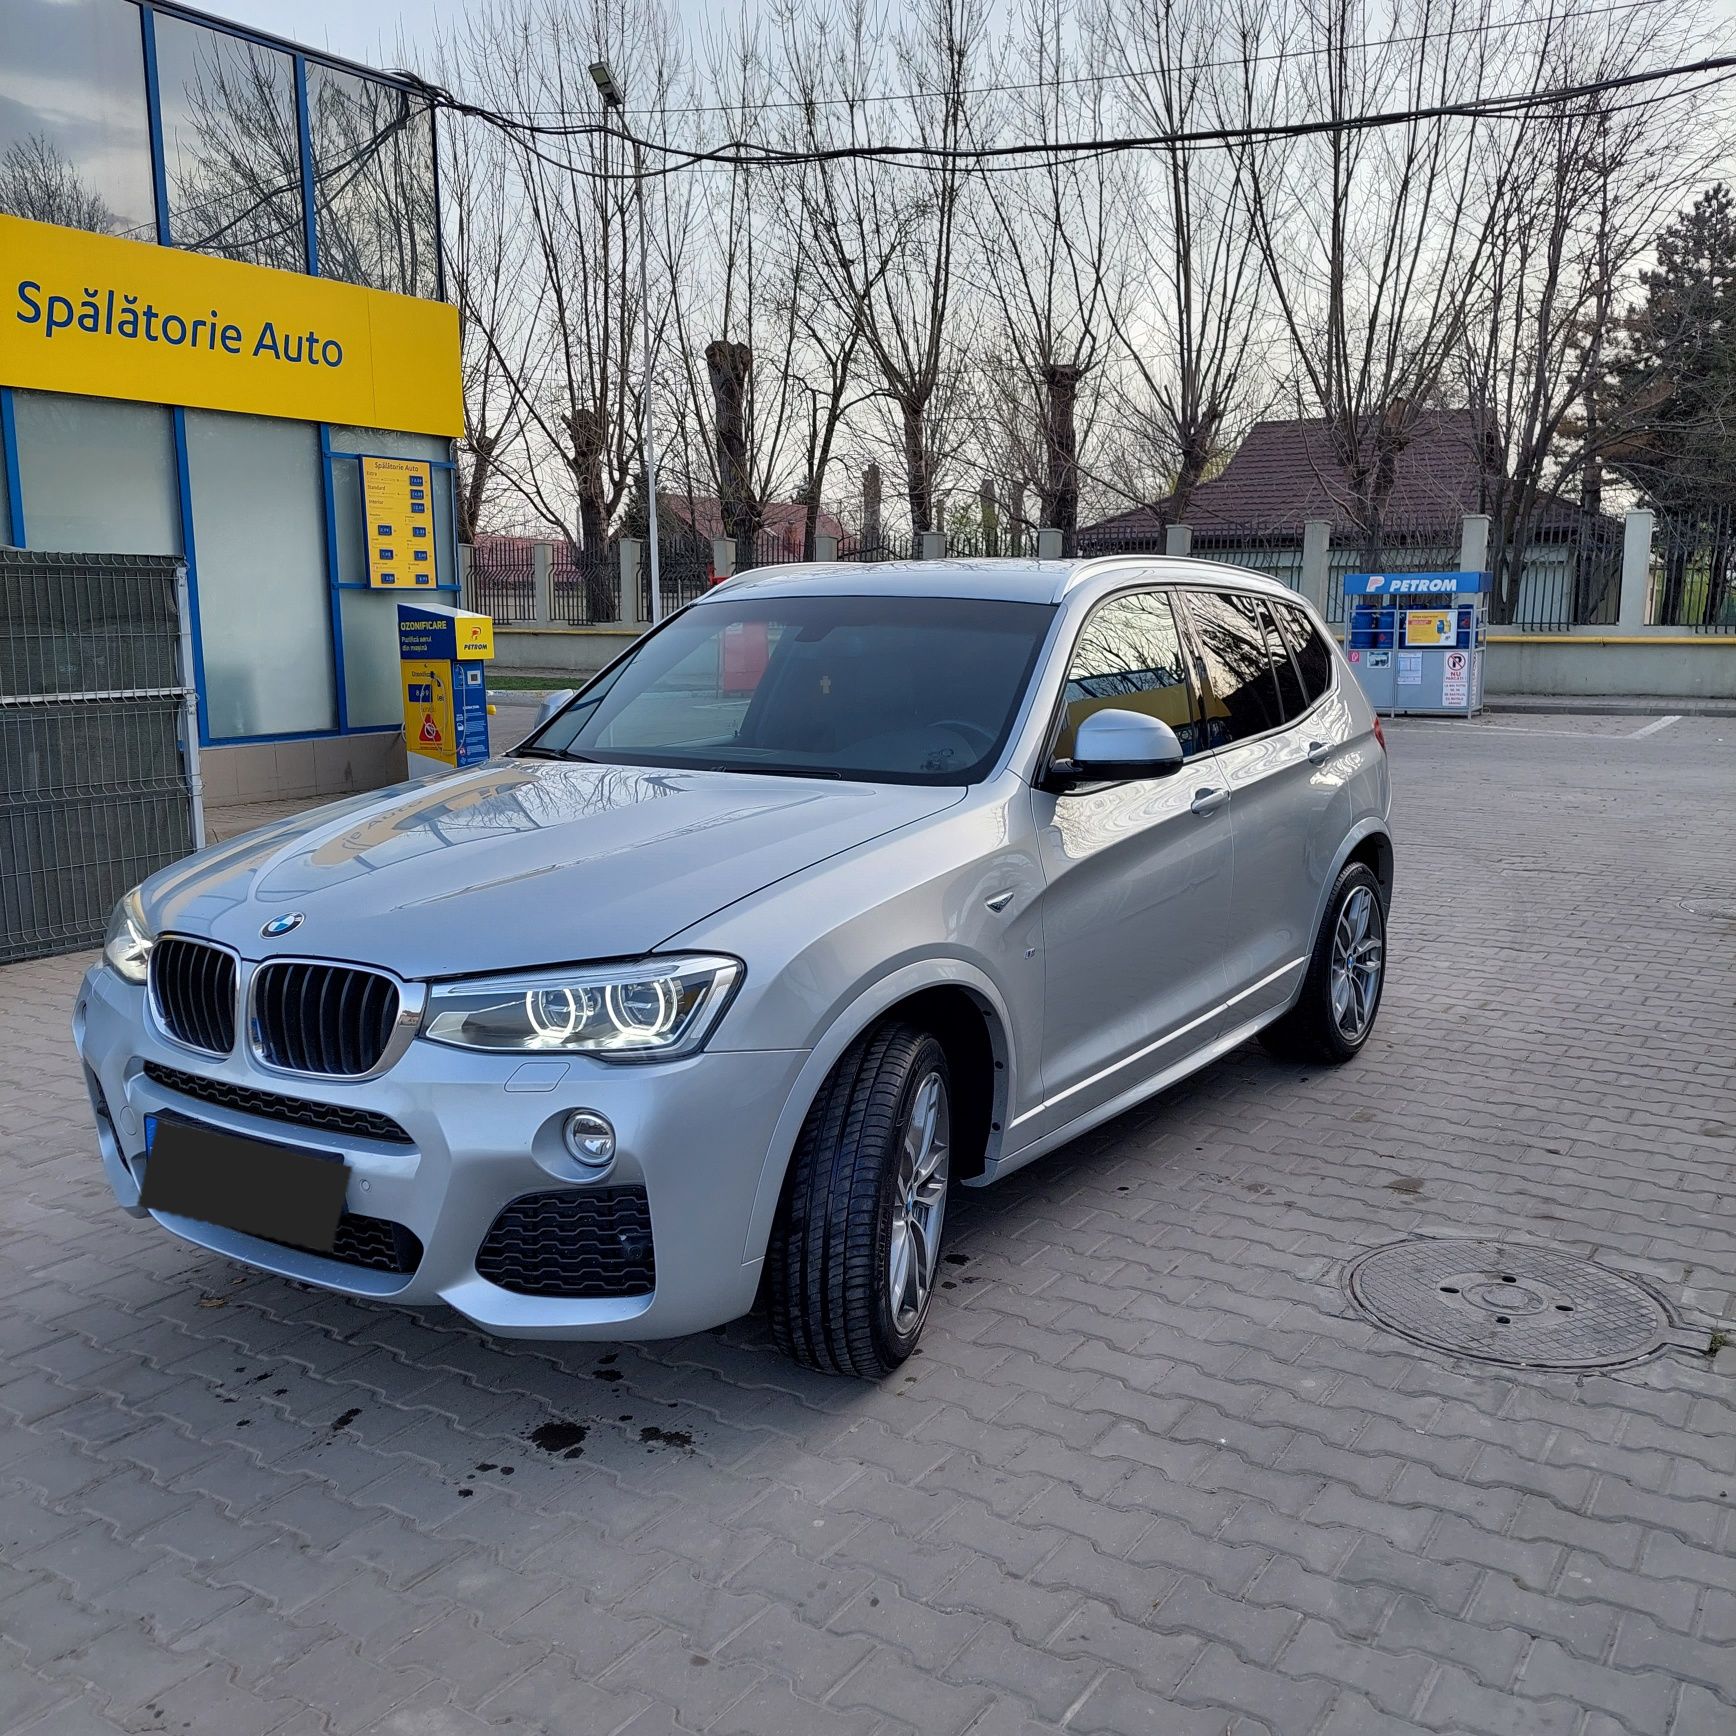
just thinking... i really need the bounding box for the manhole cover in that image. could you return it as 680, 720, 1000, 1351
1346, 1239, 1684, 1370
1679, 897, 1736, 921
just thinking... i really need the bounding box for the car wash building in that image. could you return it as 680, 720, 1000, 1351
0, 0, 463, 807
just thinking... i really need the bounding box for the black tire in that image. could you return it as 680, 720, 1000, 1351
767, 1022, 951, 1377
1259, 861, 1387, 1065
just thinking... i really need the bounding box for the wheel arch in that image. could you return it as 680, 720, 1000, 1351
1317, 820, 1394, 931
740, 960, 1015, 1264
1277, 821, 1392, 1023
1346, 827, 1394, 908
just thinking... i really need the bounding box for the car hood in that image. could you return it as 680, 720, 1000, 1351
140, 760, 963, 976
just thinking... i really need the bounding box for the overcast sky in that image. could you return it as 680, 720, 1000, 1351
201, 0, 460, 71
207, 0, 721, 73
219, 0, 1736, 67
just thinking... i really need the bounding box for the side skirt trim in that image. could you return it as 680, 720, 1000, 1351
1006, 956, 1305, 1134
973, 997, 1297, 1188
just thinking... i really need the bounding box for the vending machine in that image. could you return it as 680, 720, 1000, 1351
397, 601, 495, 775
1343, 571, 1488, 717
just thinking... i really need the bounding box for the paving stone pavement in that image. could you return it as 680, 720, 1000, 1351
2, 712, 1734, 1736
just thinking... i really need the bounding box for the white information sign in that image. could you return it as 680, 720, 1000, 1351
1442, 649, 1471, 707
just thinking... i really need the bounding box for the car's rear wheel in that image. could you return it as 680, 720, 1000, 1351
1259, 861, 1387, 1065
767, 1022, 951, 1376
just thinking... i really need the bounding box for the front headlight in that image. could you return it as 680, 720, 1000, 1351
422, 955, 741, 1060
102, 890, 155, 984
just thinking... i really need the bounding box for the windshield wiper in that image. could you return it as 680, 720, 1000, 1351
697, 762, 844, 780
513, 745, 595, 762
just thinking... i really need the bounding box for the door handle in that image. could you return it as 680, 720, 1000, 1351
1306, 739, 1332, 765
1189, 786, 1229, 817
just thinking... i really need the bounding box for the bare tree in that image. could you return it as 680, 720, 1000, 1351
1232, 0, 1523, 553
657, 15, 813, 555
153, 31, 306, 270
779, 0, 989, 534
0, 135, 117, 232
308, 69, 440, 300
969, 0, 1125, 552
444, 0, 684, 550
1458, 1, 1727, 620
1085, 0, 1272, 525
438, 100, 535, 541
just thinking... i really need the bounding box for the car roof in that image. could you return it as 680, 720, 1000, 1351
701, 556, 1300, 608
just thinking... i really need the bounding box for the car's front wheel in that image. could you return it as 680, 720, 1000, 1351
767, 1021, 951, 1376
1259, 860, 1387, 1064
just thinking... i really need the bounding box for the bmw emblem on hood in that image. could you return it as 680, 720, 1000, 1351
261, 912, 305, 938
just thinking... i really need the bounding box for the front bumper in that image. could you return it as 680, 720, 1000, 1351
72, 965, 807, 1339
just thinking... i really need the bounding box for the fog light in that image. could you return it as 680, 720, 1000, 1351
563, 1110, 616, 1168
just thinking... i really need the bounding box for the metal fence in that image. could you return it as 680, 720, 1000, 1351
551, 540, 621, 625
1650, 508, 1736, 631
944, 527, 1043, 560
1078, 518, 1454, 619
837, 532, 916, 562
745, 529, 809, 569
1322, 521, 1466, 624
466, 539, 537, 624
2, 552, 200, 964
467, 511, 1651, 630
644, 533, 715, 617
1486, 514, 1622, 631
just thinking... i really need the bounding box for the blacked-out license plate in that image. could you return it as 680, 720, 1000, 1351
139, 1117, 349, 1254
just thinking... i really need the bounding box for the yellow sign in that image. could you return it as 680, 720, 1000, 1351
362, 457, 437, 588
1405, 610, 1456, 647
402, 660, 456, 768
453, 615, 494, 660
0, 213, 462, 436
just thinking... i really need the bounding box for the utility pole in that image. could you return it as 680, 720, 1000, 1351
589, 61, 662, 624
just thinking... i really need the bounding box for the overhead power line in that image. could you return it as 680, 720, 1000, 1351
449, 0, 1668, 122
401, 48, 1736, 185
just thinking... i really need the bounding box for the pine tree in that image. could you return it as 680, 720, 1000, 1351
1611, 184, 1736, 513
1608, 184, 1736, 624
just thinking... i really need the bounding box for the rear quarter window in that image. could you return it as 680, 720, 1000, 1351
1275, 600, 1335, 705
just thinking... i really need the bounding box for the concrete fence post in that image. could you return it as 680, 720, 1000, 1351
1619, 509, 1654, 629
919, 530, 946, 560
618, 538, 644, 630
815, 532, 840, 562
457, 542, 474, 611
980, 477, 999, 556
1165, 523, 1193, 557
1300, 519, 1331, 611
1459, 513, 1491, 575
532, 542, 554, 624
1036, 527, 1063, 560
712, 536, 737, 582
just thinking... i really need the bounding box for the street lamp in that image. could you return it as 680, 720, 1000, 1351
589, 59, 662, 625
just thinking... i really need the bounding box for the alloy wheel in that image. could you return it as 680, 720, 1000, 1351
888, 1070, 950, 1335
1330, 884, 1384, 1042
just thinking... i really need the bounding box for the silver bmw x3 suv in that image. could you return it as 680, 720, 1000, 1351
74, 558, 1391, 1375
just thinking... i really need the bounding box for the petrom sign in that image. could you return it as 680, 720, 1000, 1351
0, 213, 462, 437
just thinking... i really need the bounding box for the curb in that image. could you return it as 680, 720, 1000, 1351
1484, 696, 1736, 719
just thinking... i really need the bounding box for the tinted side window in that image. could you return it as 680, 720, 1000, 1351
1276, 600, 1334, 704
1257, 599, 1308, 719
1055, 590, 1202, 759
1183, 590, 1287, 744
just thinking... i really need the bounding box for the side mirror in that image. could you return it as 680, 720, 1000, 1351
1047, 708, 1186, 791
532, 688, 577, 730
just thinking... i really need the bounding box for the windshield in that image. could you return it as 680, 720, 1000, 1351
523, 593, 1056, 784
